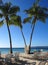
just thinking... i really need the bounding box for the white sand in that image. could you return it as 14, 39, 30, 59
1, 54, 6, 58
0, 53, 48, 65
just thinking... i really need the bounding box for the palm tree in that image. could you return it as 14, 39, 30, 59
0, 2, 20, 54
23, 0, 48, 54
10, 15, 27, 53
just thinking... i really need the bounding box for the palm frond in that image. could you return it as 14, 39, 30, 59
0, 20, 4, 27
24, 7, 37, 15
10, 15, 17, 20
42, 13, 48, 18
42, 8, 48, 11
40, 18, 46, 23
25, 9, 31, 14
10, 15, 22, 28
5, 2, 11, 9
13, 16, 22, 28
23, 17, 32, 24
0, 5, 3, 10
0, 2, 20, 15
33, 0, 40, 7
38, 17, 46, 23
0, 13, 3, 17
9, 6, 20, 14
0, 2, 11, 14
9, 13, 16, 17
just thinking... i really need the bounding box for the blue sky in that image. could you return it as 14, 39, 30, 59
0, 0, 48, 48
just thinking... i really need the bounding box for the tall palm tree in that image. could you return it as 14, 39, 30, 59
0, 2, 20, 54
9, 15, 27, 53
23, 0, 48, 54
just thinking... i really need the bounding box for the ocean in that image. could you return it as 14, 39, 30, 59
0, 46, 48, 54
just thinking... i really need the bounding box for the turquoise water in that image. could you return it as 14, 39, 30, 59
0, 48, 24, 54
0, 47, 48, 54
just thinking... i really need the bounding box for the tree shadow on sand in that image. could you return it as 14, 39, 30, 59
0, 60, 36, 65
38, 60, 47, 65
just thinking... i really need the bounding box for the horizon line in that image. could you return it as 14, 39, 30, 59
0, 46, 48, 48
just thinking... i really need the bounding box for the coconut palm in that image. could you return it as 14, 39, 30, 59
23, 0, 48, 53
10, 15, 27, 53
0, 2, 20, 53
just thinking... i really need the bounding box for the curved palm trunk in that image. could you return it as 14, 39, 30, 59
25, 23, 35, 54
21, 29, 26, 46
6, 19, 12, 54
30, 23, 35, 47
21, 29, 28, 53
29, 17, 36, 53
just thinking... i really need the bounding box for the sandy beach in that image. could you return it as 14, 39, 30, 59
0, 53, 48, 65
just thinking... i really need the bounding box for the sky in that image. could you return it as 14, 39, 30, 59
0, 0, 48, 48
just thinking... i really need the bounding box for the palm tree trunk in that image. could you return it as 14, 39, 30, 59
21, 29, 26, 46
6, 19, 12, 54
29, 17, 36, 53
21, 29, 28, 53
30, 23, 35, 47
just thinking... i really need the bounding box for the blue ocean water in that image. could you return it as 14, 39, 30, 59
0, 47, 48, 54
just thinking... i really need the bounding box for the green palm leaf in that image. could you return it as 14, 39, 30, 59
0, 2, 20, 15
10, 15, 18, 20
0, 20, 4, 27
9, 15, 22, 28
0, 13, 3, 17
42, 8, 48, 11
0, 3, 10, 14
13, 16, 22, 28
23, 17, 32, 24
38, 17, 46, 23
9, 6, 20, 14
8, 20, 13, 26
